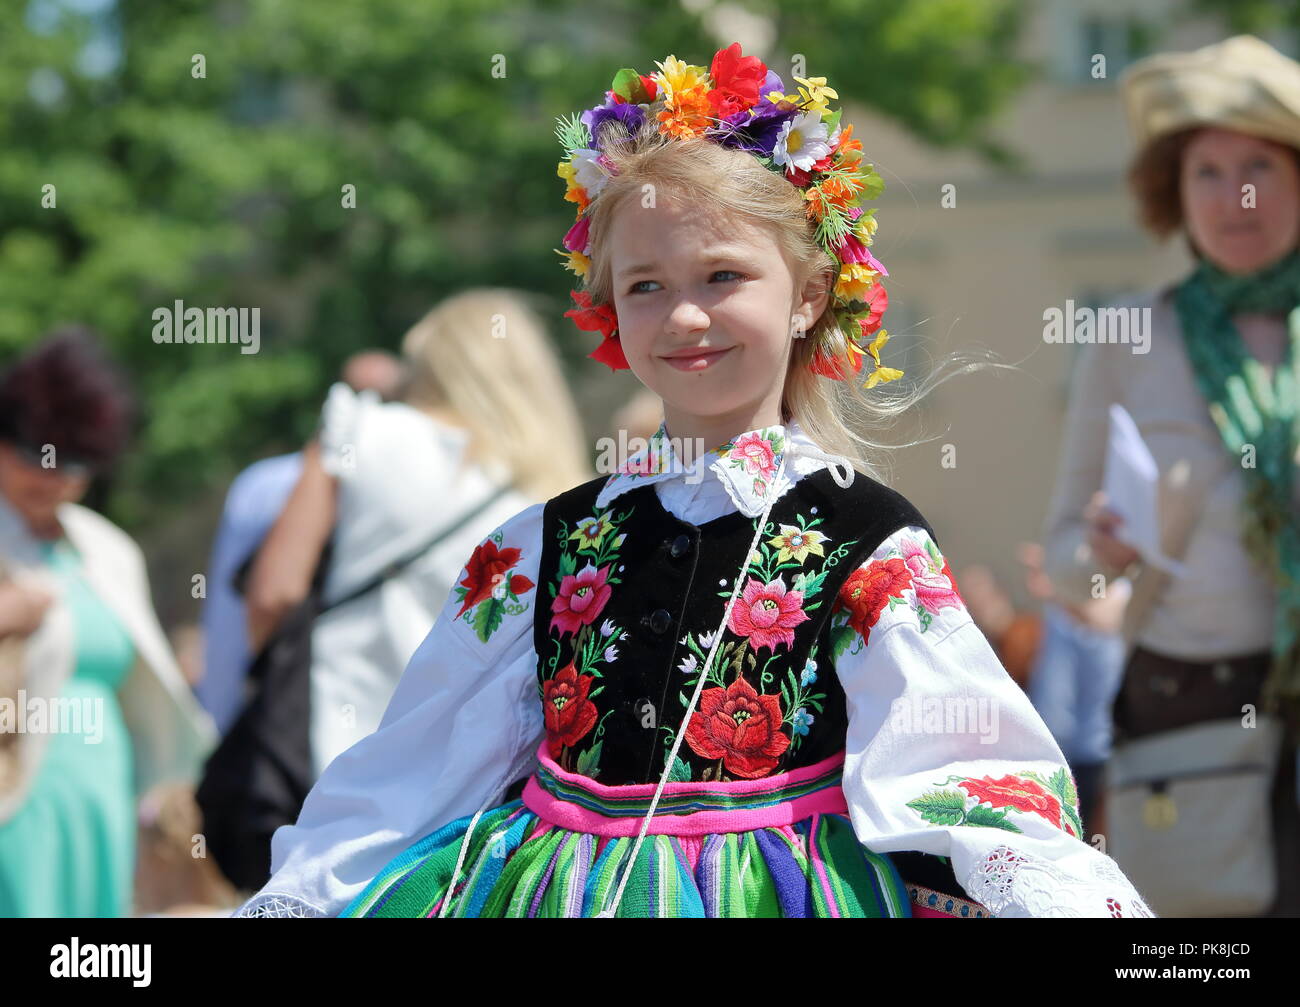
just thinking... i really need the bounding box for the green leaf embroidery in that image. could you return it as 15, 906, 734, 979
575, 739, 603, 777
964, 804, 1024, 833
830, 624, 857, 659
472, 596, 504, 642
666, 756, 692, 782
906, 790, 967, 826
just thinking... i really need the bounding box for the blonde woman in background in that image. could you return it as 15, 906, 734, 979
246, 288, 590, 781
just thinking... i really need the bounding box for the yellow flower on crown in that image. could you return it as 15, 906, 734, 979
792, 75, 838, 115
863, 329, 905, 388
653, 55, 710, 107
835, 262, 880, 302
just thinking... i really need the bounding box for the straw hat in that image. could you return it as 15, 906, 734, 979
1122, 34, 1300, 152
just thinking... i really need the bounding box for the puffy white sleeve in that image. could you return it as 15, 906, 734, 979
233, 501, 548, 917
834, 525, 1154, 918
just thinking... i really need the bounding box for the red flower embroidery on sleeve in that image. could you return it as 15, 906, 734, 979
456, 540, 534, 618
833, 557, 912, 645
957, 775, 1070, 836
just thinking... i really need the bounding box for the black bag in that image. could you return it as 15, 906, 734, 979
196, 481, 515, 892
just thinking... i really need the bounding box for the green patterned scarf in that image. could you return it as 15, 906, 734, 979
1173, 249, 1300, 728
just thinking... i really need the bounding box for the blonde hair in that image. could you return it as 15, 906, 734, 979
400, 288, 592, 499
580, 116, 1009, 483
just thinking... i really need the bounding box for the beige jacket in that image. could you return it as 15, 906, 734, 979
0, 494, 216, 825
1041, 282, 1300, 661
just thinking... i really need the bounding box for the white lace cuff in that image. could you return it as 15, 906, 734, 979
963, 844, 1155, 918
233, 891, 331, 918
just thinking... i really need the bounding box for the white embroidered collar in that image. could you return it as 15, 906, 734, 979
594, 419, 855, 518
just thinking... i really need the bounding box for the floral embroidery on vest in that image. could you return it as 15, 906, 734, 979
906, 769, 1083, 838
453, 535, 536, 643
664, 507, 858, 782
541, 503, 633, 773
537, 464, 937, 786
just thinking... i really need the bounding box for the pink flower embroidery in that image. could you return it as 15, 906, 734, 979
728, 432, 776, 480
550, 562, 613, 636
617, 453, 657, 476
898, 537, 963, 615
728, 576, 809, 652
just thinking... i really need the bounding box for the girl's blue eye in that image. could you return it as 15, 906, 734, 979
628, 271, 744, 295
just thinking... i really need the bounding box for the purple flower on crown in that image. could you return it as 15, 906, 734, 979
582, 96, 647, 153
707, 69, 797, 157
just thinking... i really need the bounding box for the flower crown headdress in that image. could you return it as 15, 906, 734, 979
554, 42, 903, 387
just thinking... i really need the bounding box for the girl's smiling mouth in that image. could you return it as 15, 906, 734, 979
659, 346, 734, 371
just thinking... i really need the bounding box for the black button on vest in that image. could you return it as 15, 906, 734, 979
535, 466, 936, 785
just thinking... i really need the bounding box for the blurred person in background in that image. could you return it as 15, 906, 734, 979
197, 350, 404, 736
245, 288, 591, 781
1042, 35, 1300, 916
0, 328, 215, 917
1019, 542, 1129, 838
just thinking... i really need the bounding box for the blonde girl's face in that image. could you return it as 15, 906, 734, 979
606, 194, 826, 431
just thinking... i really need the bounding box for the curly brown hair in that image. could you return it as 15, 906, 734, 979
0, 327, 134, 471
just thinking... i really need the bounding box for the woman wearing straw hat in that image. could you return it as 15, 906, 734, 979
1042, 34, 1300, 917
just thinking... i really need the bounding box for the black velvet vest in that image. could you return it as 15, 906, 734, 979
533, 466, 936, 786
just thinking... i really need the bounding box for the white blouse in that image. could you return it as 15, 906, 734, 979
238, 418, 1152, 918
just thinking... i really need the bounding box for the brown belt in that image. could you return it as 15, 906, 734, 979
1113, 645, 1273, 742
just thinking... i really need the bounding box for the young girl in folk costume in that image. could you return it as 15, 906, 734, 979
235, 43, 1152, 918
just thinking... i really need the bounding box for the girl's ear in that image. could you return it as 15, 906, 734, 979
795, 268, 833, 332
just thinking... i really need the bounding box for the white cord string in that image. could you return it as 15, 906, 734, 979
595, 453, 788, 917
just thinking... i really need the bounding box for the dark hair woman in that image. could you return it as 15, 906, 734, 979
0, 328, 214, 917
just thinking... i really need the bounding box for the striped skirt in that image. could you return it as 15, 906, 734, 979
341, 746, 988, 918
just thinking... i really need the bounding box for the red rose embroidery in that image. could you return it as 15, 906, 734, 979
550, 562, 613, 636
685, 676, 790, 779
727, 576, 809, 652
456, 540, 534, 618
957, 774, 1067, 834
542, 663, 598, 759
834, 557, 911, 645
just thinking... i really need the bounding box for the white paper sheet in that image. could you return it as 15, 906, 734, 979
1101, 403, 1188, 578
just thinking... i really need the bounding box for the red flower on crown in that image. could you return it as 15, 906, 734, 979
564, 290, 627, 370
707, 42, 767, 119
